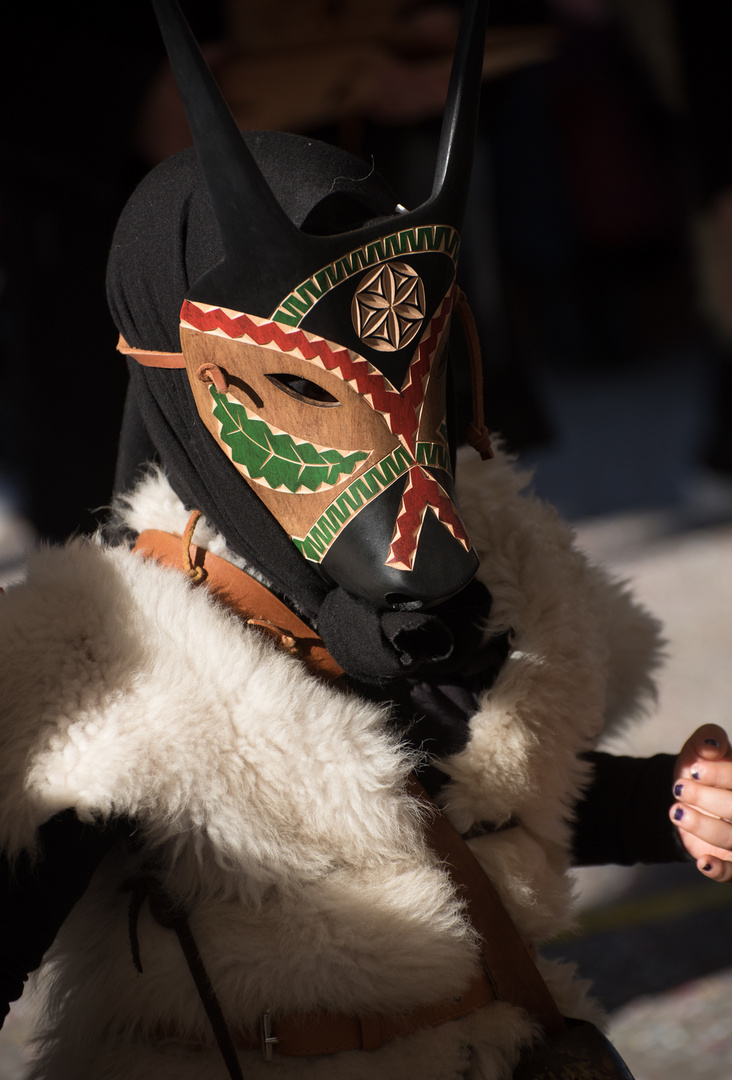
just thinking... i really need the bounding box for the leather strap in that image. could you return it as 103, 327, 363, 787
213, 780, 564, 1056
408, 777, 565, 1037
117, 334, 186, 369
185, 972, 496, 1057
133, 527, 344, 684
455, 288, 494, 461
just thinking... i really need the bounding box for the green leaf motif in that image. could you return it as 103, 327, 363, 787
210, 388, 369, 493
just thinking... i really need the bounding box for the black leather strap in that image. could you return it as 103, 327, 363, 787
129, 876, 244, 1080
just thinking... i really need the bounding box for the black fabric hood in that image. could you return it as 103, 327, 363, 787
108, 136, 492, 683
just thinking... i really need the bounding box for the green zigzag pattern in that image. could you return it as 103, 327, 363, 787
293, 441, 450, 562
272, 225, 460, 327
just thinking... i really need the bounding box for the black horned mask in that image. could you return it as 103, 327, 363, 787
120, 0, 489, 612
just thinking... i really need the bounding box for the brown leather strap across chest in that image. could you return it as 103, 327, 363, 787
132, 519, 564, 1062
409, 776, 564, 1037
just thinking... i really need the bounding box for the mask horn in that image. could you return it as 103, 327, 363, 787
426, 0, 488, 226
150, 0, 487, 320
150, 0, 308, 306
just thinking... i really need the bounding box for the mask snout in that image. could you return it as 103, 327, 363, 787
319, 473, 479, 609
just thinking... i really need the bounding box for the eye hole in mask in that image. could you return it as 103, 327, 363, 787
267, 373, 341, 407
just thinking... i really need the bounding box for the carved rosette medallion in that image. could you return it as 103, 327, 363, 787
351, 261, 426, 352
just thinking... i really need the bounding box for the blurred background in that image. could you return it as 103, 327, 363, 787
1, 0, 732, 1076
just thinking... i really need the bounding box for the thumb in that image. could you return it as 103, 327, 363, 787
675, 724, 731, 781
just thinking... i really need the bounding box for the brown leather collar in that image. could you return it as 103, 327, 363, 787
133, 525, 344, 684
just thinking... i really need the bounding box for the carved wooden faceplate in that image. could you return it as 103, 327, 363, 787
180, 296, 453, 556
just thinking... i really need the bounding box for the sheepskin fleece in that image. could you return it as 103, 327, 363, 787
0, 451, 662, 1080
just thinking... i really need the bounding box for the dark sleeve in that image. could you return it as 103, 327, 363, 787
0, 811, 120, 1026
571, 751, 686, 867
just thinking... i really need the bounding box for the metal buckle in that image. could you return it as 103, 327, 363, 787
260, 1010, 279, 1062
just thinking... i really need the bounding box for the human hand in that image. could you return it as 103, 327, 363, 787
672, 724, 732, 882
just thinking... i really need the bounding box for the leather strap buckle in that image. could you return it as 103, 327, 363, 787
260, 1011, 279, 1062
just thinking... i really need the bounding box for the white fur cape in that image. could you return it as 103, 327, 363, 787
0, 451, 662, 1080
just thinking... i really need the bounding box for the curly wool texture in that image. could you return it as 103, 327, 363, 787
436, 451, 663, 944
1, 451, 662, 1079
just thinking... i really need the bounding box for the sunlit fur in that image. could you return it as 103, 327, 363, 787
0, 449, 662, 1079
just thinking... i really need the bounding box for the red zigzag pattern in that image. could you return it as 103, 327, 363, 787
181, 296, 452, 453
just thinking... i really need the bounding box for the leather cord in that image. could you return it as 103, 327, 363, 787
129, 876, 245, 1080
455, 287, 494, 461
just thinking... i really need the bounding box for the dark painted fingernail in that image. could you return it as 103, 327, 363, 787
704, 738, 720, 748
673, 807, 685, 822
703, 862, 713, 872
674, 783, 684, 798
691, 767, 701, 780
